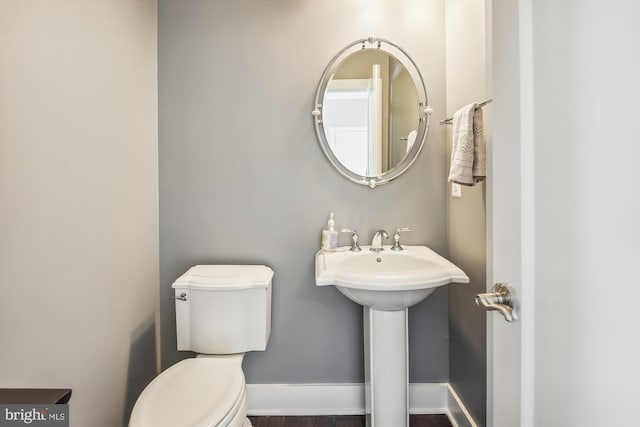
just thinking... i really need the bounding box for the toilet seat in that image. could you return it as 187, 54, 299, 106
129, 357, 248, 427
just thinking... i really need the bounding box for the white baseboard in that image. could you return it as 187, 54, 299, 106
246, 383, 365, 416
446, 384, 479, 427
246, 382, 477, 426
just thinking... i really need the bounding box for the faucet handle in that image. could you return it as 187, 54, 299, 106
340, 228, 362, 252
391, 228, 411, 251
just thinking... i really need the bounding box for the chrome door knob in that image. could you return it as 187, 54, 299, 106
476, 283, 518, 322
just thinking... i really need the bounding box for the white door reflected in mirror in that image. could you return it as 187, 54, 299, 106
323, 66, 382, 176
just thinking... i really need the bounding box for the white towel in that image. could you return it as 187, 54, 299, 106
405, 130, 418, 154
448, 103, 486, 186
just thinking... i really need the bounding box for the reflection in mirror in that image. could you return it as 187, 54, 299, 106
323, 51, 419, 176
313, 37, 430, 188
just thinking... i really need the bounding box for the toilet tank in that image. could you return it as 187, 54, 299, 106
172, 265, 273, 354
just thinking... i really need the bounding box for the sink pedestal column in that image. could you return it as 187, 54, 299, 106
363, 306, 409, 427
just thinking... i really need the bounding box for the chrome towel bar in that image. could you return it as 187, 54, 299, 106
440, 98, 493, 125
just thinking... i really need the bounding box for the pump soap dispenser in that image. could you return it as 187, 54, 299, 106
321, 212, 339, 251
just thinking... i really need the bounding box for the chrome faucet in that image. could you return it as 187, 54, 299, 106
370, 229, 389, 252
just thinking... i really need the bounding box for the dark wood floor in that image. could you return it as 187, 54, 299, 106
248, 414, 452, 427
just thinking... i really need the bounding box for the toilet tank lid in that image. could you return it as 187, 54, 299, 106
172, 265, 274, 290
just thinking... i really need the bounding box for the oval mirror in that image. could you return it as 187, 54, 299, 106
312, 37, 431, 188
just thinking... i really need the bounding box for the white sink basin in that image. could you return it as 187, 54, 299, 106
315, 245, 469, 310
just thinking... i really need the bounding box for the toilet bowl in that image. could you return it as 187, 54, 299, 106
129, 265, 273, 427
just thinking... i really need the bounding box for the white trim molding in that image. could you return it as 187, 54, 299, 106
246, 383, 365, 416
246, 382, 477, 427
447, 384, 479, 427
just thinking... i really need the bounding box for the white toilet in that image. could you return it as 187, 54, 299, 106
129, 265, 273, 427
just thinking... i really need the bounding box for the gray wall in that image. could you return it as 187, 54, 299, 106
445, 0, 488, 425
0, 2, 159, 426
158, 0, 450, 383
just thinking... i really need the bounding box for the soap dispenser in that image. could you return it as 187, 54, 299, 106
321, 212, 339, 251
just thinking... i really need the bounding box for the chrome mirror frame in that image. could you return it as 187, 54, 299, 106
312, 36, 432, 188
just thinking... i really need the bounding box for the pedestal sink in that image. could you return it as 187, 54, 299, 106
315, 246, 469, 427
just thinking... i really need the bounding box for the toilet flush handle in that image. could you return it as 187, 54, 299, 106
172, 292, 188, 301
